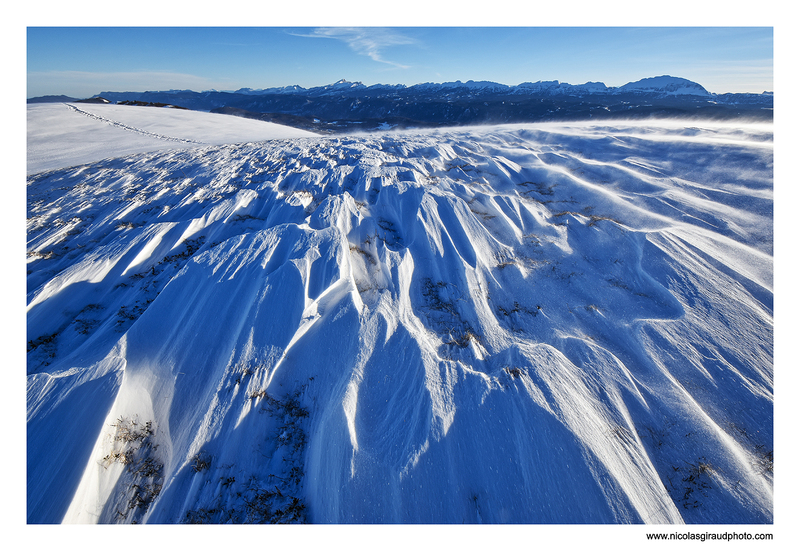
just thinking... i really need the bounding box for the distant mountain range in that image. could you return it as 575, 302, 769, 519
28, 76, 773, 133
223, 75, 720, 97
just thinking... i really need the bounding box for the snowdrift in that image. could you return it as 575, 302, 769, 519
27, 119, 773, 524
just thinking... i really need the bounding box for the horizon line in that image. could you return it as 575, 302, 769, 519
27, 74, 774, 100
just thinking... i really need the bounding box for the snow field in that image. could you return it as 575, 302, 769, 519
27, 119, 773, 523
27, 103, 318, 175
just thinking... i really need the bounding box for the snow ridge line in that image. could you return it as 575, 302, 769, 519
64, 103, 206, 145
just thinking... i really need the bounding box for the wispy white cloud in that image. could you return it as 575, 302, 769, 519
290, 27, 417, 69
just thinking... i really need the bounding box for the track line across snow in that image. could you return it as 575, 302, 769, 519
65, 103, 206, 145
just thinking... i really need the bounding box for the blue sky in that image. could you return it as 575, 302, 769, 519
27, 26, 773, 98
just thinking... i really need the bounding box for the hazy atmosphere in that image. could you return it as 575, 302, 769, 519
27, 26, 772, 98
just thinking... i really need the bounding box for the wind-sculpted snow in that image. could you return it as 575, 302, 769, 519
26, 121, 773, 524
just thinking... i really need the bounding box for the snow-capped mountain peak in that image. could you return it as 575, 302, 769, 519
330, 79, 366, 90
616, 75, 710, 96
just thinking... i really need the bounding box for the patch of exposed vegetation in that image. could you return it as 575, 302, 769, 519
183, 391, 310, 524
101, 416, 164, 522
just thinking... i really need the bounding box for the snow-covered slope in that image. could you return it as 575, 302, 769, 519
27, 103, 318, 175
27, 114, 773, 524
